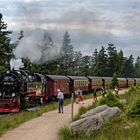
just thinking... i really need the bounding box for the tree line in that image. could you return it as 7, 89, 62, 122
0, 13, 140, 78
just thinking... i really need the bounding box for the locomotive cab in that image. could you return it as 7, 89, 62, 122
0, 71, 22, 112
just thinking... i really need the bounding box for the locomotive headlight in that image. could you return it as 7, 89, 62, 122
12, 93, 16, 97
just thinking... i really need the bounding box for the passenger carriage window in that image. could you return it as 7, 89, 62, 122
75, 81, 77, 87
79, 81, 80, 86
78, 81, 80, 86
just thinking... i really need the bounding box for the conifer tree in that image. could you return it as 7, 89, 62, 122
106, 43, 118, 76
111, 73, 118, 89
0, 13, 12, 72
60, 31, 74, 75
96, 46, 108, 76
135, 56, 140, 77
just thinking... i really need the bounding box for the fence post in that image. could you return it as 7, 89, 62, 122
71, 92, 74, 121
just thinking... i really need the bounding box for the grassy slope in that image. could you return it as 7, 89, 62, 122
59, 87, 140, 140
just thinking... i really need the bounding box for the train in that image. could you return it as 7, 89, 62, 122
0, 70, 140, 113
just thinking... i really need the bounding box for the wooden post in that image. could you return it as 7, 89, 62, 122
71, 92, 74, 121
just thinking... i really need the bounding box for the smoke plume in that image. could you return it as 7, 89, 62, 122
13, 29, 60, 64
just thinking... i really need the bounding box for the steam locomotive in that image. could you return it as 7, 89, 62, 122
0, 70, 47, 112
0, 70, 140, 113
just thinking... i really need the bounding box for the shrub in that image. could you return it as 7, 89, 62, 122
98, 91, 123, 110
126, 96, 140, 119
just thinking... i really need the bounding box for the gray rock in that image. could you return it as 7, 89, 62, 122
70, 106, 123, 135
81, 104, 110, 118
99, 107, 123, 121
70, 114, 103, 134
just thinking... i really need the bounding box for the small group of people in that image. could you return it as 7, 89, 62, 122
75, 88, 84, 104
56, 85, 119, 113
92, 86, 106, 102
57, 88, 84, 114
92, 85, 119, 102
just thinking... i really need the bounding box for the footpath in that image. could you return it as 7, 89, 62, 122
0, 89, 128, 140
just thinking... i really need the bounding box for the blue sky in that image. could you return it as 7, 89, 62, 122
1, 0, 140, 58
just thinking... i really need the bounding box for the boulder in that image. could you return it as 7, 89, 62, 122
99, 107, 123, 120
70, 114, 103, 134
70, 106, 123, 135
81, 104, 110, 118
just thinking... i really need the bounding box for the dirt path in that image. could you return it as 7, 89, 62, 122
0, 89, 128, 140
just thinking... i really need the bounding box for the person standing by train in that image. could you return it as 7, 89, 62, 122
114, 86, 119, 95
78, 88, 84, 103
57, 89, 64, 113
101, 86, 106, 97
93, 89, 97, 102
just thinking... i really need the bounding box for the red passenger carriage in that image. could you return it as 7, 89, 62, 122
102, 77, 112, 89
134, 78, 140, 86
87, 76, 103, 91
68, 76, 89, 93
126, 78, 135, 87
117, 78, 127, 89
45, 75, 70, 99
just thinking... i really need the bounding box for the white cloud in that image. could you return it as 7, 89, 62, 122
1, 0, 140, 59
14, 0, 46, 3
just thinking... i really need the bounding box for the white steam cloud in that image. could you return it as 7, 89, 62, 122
10, 58, 24, 70
13, 30, 60, 63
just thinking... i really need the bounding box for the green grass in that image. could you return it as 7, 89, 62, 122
59, 86, 140, 140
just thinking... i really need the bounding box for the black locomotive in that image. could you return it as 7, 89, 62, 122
0, 70, 47, 112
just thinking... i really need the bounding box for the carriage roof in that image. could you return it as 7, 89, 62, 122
67, 76, 88, 80
46, 75, 69, 80
87, 76, 103, 80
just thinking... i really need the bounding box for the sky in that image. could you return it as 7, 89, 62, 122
1, 0, 140, 59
